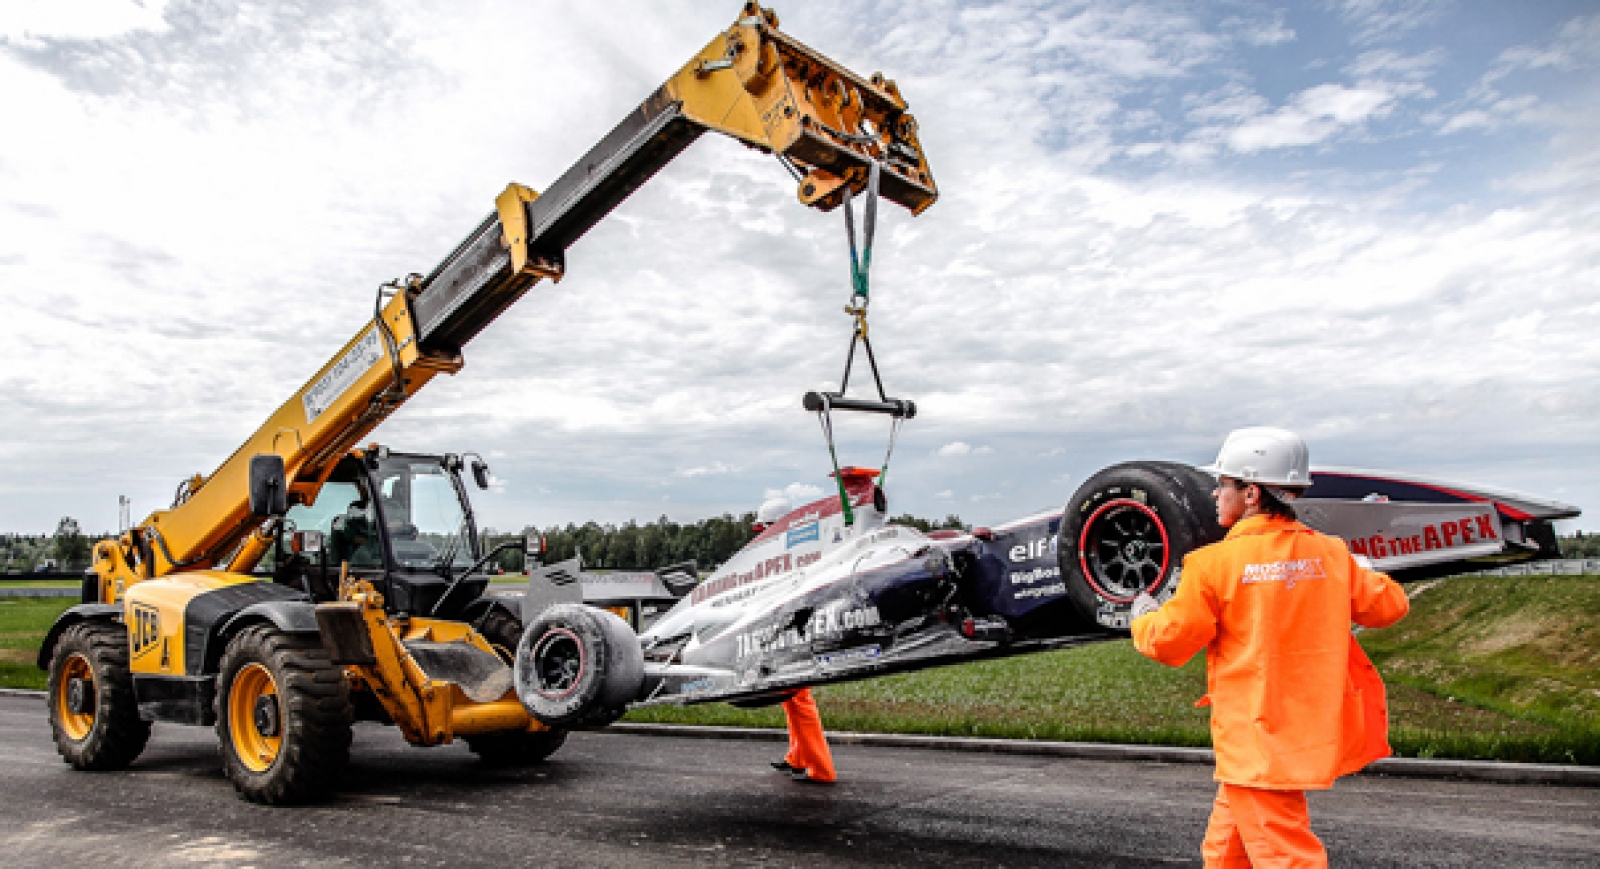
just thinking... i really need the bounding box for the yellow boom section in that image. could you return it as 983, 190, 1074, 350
93, 3, 936, 600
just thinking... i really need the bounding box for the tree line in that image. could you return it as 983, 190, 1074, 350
485, 512, 970, 574
2, 518, 93, 572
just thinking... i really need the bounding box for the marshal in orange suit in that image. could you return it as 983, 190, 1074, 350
749, 499, 837, 784
773, 688, 836, 783
1131, 428, 1409, 869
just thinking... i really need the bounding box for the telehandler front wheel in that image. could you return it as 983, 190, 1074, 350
47, 621, 151, 770
215, 624, 351, 805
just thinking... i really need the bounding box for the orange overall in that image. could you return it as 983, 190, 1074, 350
781, 688, 836, 782
1132, 515, 1408, 868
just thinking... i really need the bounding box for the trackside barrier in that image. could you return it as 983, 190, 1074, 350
1467, 559, 1600, 577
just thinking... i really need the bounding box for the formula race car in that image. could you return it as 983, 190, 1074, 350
510, 460, 1579, 724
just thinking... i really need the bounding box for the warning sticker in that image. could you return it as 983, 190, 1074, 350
303, 329, 383, 422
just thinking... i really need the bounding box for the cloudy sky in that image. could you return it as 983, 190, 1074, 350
2, 0, 1597, 535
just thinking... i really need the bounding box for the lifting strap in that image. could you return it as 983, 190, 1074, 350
810, 162, 912, 525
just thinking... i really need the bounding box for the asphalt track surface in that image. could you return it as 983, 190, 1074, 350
1, 696, 1595, 867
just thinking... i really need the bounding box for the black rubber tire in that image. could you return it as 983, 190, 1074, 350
47, 621, 151, 771
464, 728, 569, 765
514, 604, 643, 729
215, 624, 352, 805
466, 606, 570, 762
1058, 461, 1223, 632
477, 605, 524, 665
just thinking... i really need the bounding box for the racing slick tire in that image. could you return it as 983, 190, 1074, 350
47, 621, 151, 771
215, 624, 352, 805
514, 604, 643, 729
1058, 461, 1223, 632
467, 606, 571, 760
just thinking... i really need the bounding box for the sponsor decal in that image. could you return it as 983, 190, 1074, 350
1095, 601, 1130, 629
1348, 515, 1498, 560
1015, 582, 1067, 600
1009, 566, 1061, 586
691, 552, 798, 604
1009, 536, 1057, 563
131, 603, 162, 661
709, 583, 766, 608
1241, 558, 1325, 589
302, 328, 384, 422
734, 605, 882, 659
786, 522, 821, 548
679, 677, 716, 695
736, 624, 805, 659
808, 603, 881, 636
815, 645, 882, 668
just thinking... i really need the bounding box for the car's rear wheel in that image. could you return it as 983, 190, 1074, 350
1058, 462, 1222, 631
514, 604, 643, 728
468, 606, 570, 762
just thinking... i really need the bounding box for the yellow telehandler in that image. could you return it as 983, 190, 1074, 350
36, 3, 936, 804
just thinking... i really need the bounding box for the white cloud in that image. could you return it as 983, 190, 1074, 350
1228, 83, 1398, 151
766, 483, 825, 505
1, 0, 1597, 536
0, 0, 171, 44
1331, 0, 1454, 45
936, 441, 994, 457
675, 462, 735, 479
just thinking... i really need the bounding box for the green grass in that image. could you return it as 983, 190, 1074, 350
1360, 574, 1600, 765
0, 598, 76, 690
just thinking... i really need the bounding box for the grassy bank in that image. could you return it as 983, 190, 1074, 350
3, 578, 1593, 764
1360, 574, 1599, 765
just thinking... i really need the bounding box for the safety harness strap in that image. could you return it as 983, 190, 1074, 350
813, 162, 908, 523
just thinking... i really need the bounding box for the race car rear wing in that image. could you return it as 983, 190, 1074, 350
1299, 467, 1580, 581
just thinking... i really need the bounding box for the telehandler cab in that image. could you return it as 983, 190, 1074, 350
36, 3, 937, 804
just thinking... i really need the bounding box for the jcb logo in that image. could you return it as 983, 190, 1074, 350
131, 603, 162, 660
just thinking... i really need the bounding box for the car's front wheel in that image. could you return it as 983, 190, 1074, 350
1058, 461, 1223, 631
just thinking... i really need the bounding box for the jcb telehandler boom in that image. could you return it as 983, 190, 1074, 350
37, 3, 936, 804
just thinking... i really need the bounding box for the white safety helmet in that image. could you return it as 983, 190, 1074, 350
1204, 427, 1312, 491
755, 497, 792, 526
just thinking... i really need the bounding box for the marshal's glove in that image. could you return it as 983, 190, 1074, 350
1131, 592, 1161, 620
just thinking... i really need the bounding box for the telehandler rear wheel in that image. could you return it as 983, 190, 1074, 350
47, 621, 151, 770
215, 624, 351, 805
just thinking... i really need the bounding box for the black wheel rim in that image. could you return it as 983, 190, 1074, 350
531, 629, 585, 699
1079, 499, 1169, 602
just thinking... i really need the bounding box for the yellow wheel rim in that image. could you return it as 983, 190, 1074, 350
228, 663, 282, 773
56, 653, 95, 741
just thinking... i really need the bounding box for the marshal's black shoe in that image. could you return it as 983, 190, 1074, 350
771, 759, 795, 773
